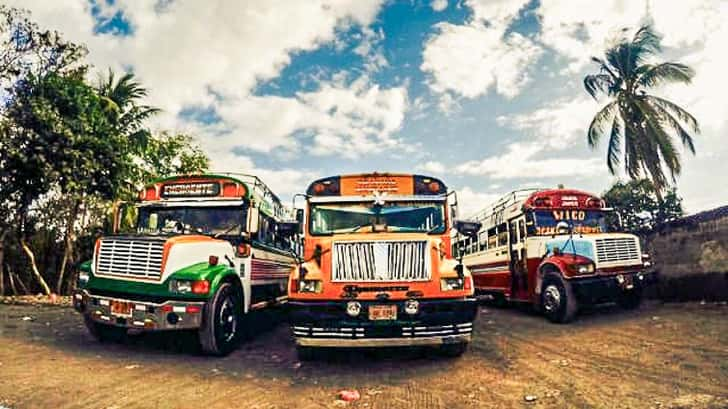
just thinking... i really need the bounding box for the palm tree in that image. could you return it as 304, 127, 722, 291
97, 69, 160, 148
584, 25, 699, 195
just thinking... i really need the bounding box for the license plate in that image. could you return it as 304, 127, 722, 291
110, 300, 133, 317
369, 305, 397, 321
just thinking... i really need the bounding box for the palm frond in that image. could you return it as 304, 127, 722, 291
637, 62, 694, 88
583, 74, 613, 99
635, 99, 681, 180
646, 97, 697, 154
587, 101, 617, 147
606, 116, 622, 174
632, 25, 661, 57
647, 95, 700, 133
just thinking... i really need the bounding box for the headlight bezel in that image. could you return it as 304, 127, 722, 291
440, 277, 465, 291
298, 279, 323, 293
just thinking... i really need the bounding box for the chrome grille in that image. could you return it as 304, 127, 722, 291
332, 241, 430, 282
594, 237, 640, 264
96, 238, 165, 280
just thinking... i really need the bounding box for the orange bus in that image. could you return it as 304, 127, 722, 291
459, 188, 655, 323
287, 173, 480, 358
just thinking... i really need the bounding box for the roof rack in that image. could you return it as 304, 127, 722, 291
209, 172, 291, 220
468, 188, 543, 224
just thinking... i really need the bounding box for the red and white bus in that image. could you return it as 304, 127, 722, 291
458, 188, 655, 323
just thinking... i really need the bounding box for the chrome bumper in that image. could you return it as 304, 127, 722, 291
73, 289, 205, 331
296, 333, 471, 347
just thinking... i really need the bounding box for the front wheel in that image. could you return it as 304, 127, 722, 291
540, 275, 578, 323
617, 288, 643, 310
439, 342, 469, 357
83, 315, 127, 342
199, 282, 243, 356
296, 345, 316, 361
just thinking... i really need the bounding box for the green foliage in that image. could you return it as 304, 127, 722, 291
0, 5, 210, 294
603, 179, 683, 234
584, 25, 700, 194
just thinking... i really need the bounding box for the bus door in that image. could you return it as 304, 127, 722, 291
509, 216, 529, 301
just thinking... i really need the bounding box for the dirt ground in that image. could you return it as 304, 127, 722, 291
0, 301, 726, 409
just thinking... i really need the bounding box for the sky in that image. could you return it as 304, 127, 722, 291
7, 0, 728, 216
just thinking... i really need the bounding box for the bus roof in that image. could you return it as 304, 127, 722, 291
141, 173, 291, 220
306, 173, 447, 198
468, 188, 606, 227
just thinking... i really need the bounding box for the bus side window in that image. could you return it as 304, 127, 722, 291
487, 227, 497, 249
479, 231, 487, 251
497, 223, 508, 247
510, 221, 518, 245
518, 219, 526, 242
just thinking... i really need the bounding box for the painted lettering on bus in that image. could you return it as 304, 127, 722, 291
552, 210, 586, 221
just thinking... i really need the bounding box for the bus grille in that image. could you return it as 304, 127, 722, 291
594, 237, 640, 264
332, 241, 430, 282
96, 238, 165, 280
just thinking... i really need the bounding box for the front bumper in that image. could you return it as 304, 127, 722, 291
73, 289, 205, 331
569, 270, 657, 304
288, 297, 477, 348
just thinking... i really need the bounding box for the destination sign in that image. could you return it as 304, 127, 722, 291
340, 175, 414, 195
161, 182, 220, 198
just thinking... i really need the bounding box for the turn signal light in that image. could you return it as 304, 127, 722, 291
192, 280, 210, 294
236, 244, 251, 257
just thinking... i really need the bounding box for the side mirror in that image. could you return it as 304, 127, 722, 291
277, 221, 300, 237
556, 221, 572, 235
455, 220, 481, 238
247, 207, 260, 234
295, 209, 305, 234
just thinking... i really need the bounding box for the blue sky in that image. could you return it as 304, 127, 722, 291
10, 0, 728, 215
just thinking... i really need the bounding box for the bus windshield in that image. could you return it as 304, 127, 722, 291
310, 201, 445, 235
529, 209, 613, 235
137, 206, 246, 236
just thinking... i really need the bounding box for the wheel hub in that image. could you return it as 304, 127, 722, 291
543, 285, 561, 312
218, 297, 237, 342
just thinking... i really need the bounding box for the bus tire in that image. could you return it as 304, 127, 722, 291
540, 274, 577, 323
199, 282, 243, 356
617, 288, 642, 310
439, 342, 468, 357
84, 315, 127, 342
296, 345, 316, 361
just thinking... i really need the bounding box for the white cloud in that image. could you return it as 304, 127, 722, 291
455, 186, 502, 219
431, 0, 448, 12
7, 0, 404, 184
421, 0, 542, 106
455, 142, 602, 179
353, 27, 388, 72
496, 96, 601, 149
418, 160, 446, 174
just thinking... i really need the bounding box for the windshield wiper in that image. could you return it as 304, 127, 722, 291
214, 224, 242, 238
426, 223, 445, 234
344, 223, 370, 233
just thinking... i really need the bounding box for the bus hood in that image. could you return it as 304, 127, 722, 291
92, 234, 234, 283
544, 233, 643, 269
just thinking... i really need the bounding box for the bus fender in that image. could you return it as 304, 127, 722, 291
535, 260, 566, 296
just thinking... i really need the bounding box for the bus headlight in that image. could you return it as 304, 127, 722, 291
346, 301, 361, 317
576, 263, 595, 274
299, 280, 322, 293
404, 299, 419, 315
77, 272, 90, 287
441, 278, 464, 291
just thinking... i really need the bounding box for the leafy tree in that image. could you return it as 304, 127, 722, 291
1, 71, 128, 293
584, 25, 699, 196
603, 179, 683, 234
1, 5, 87, 294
